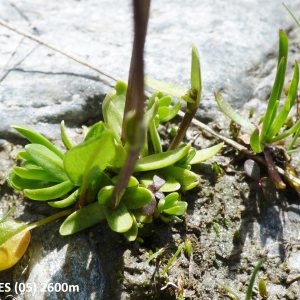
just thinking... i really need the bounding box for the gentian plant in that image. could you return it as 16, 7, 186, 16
1, 0, 223, 270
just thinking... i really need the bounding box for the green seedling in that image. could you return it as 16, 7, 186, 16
218, 260, 263, 300
245, 261, 263, 300
215, 30, 300, 191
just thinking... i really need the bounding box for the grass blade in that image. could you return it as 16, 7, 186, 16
245, 261, 263, 300
261, 30, 288, 143
215, 92, 255, 133
266, 61, 299, 140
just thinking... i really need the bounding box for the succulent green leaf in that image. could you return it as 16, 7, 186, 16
84, 121, 106, 142
122, 186, 153, 209
12, 125, 63, 158
48, 189, 79, 208
25, 144, 68, 182
134, 144, 190, 172
102, 81, 127, 140
158, 95, 172, 106
59, 202, 106, 235
161, 166, 199, 190
163, 192, 180, 208
64, 130, 115, 185
140, 173, 181, 192
24, 180, 74, 201
158, 101, 182, 123
104, 202, 133, 233
12, 166, 59, 182
60, 120, 74, 149
190, 143, 224, 164
215, 92, 255, 133
145, 76, 186, 98
7, 171, 49, 191
163, 201, 187, 216
123, 213, 138, 241
98, 185, 114, 205
112, 176, 139, 187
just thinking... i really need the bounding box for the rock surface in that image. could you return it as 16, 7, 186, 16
0, 1, 300, 299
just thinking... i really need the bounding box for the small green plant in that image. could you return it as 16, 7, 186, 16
215, 30, 300, 190
2, 1, 223, 269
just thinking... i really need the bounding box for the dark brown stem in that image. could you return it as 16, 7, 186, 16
263, 148, 286, 189
110, 0, 150, 209
168, 110, 195, 150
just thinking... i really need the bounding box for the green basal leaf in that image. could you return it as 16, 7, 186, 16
104, 202, 133, 233
149, 118, 162, 153
25, 144, 68, 182
158, 101, 182, 123
215, 92, 255, 133
16, 150, 32, 161
161, 166, 199, 190
98, 185, 114, 205
59, 202, 106, 235
122, 186, 153, 209
134, 210, 153, 224
250, 128, 263, 153
12, 125, 63, 159
112, 175, 139, 187
60, 120, 74, 150
160, 177, 181, 192
163, 192, 179, 208
123, 213, 138, 241
140, 173, 181, 192
163, 201, 187, 216
64, 130, 115, 185
48, 188, 79, 208
7, 171, 49, 191
12, 166, 60, 182
158, 95, 172, 106
266, 61, 299, 140
102, 81, 127, 141
134, 144, 190, 172
24, 180, 74, 201
84, 121, 106, 142
190, 143, 224, 164
145, 76, 186, 98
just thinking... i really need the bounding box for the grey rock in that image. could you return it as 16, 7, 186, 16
1, 0, 300, 141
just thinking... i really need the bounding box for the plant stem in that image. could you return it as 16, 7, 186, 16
110, 0, 150, 209
263, 149, 286, 189
27, 209, 73, 231
168, 110, 195, 150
